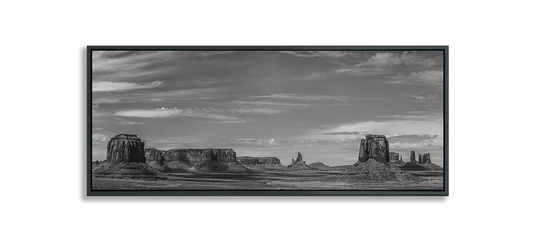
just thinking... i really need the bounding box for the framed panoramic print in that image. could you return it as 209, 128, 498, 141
87, 46, 448, 196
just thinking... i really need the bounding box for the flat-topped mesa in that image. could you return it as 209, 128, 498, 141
238, 156, 281, 165
164, 149, 237, 163
357, 135, 390, 164
106, 134, 146, 163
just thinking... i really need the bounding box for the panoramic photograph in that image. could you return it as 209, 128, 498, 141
90, 49, 445, 191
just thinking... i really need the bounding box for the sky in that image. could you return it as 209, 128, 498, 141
91, 50, 445, 166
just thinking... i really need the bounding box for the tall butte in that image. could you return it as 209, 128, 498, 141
93, 134, 159, 179
106, 134, 146, 163
357, 135, 390, 163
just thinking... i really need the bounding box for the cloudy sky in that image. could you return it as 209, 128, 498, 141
92, 50, 444, 166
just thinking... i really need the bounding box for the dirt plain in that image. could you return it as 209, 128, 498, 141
92, 166, 443, 191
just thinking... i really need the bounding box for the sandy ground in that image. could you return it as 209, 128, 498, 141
92, 168, 443, 191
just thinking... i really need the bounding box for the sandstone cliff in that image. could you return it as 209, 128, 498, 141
106, 134, 146, 163
94, 134, 159, 179
237, 156, 282, 165
145, 148, 164, 166
145, 148, 247, 172
163, 148, 237, 164
357, 135, 390, 163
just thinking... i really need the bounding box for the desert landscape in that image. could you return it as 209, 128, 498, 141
92, 133, 443, 190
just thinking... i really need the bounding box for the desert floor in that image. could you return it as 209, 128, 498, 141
92, 167, 443, 191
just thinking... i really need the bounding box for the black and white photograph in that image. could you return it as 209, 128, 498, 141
89, 47, 447, 194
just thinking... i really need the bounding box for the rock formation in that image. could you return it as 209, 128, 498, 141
238, 156, 282, 165
106, 134, 146, 163
410, 151, 416, 162
288, 152, 312, 169
296, 152, 303, 162
163, 148, 236, 163
143, 148, 247, 172
420, 153, 432, 164
357, 135, 390, 163
94, 134, 159, 179
145, 148, 164, 166
418, 154, 422, 163
400, 155, 403, 161
389, 152, 400, 161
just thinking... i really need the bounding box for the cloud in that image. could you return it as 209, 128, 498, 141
362, 52, 434, 68
233, 100, 311, 107
231, 138, 280, 146
250, 93, 348, 102
196, 51, 236, 57
389, 139, 443, 149
388, 134, 439, 140
211, 120, 248, 124
114, 117, 144, 125
408, 94, 439, 102
306, 111, 444, 142
336, 52, 437, 77
226, 108, 286, 115
93, 97, 164, 104
92, 134, 107, 142
289, 72, 328, 81
229, 137, 361, 148
92, 51, 171, 73
323, 131, 364, 135
115, 107, 238, 120
392, 70, 443, 85
93, 80, 162, 92
113, 107, 285, 122
279, 51, 360, 59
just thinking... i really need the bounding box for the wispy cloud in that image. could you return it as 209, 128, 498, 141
323, 131, 365, 135
336, 52, 436, 77
391, 70, 443, 85
233, 100, 311, 107
226, 108, 286, 115
388, 134, 439, 140
92, 51, 172, 73
280, 51, 360, 59
304, 110, 443, 143
115, 107, 238, 120
114, 107, 285, 122
92, 134, 107, 142
196, 51, 236, 57
408, 94, 439, 102
93, 80, 162, 92
114, 117, 145, 125
251, 93, 349, 102
93, 97, 164, 104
